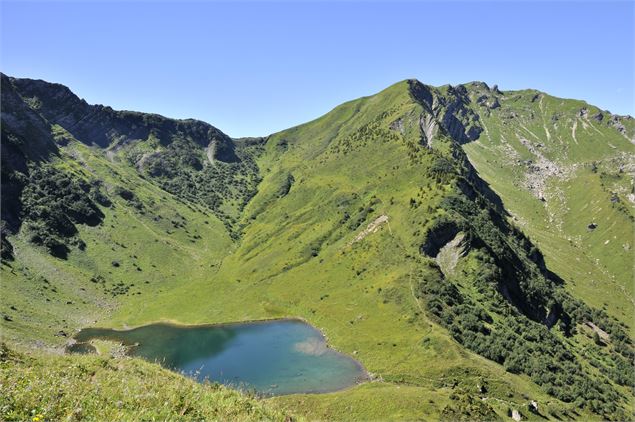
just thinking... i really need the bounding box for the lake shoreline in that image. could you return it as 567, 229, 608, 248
72, 317, 371, 396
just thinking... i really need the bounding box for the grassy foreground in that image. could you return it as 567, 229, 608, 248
0, 343, 292, 421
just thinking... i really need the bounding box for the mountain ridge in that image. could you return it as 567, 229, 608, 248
1, 73, 634, 421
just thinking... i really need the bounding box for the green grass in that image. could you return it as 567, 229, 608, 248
463, 85, 635, 328
0, 344, 291, 421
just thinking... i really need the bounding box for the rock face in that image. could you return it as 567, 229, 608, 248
408, 80, 483, 145
420, 219, 462, 257
529, 400, 539, 413
435, 232, 468, 276
9, 75, 238, 162
418, 113, 437, 147
1, 74, 59, 234
608, 115, 628, 136
489, 97, 501, 109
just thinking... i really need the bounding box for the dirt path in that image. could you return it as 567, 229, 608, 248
571, 119, 579, 144
518, 121, 542, 142
539, 96, 552, 143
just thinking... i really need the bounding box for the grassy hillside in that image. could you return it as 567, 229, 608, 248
461, 84, 635, 325
0, 343, 290, 421
1, 75, 633, 421
1, 133, 233, 347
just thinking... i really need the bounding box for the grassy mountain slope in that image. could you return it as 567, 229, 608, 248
1, 75, 633, 421
103, 81, 557, 420
461, 84, 635, 325
0, 344, 290, 421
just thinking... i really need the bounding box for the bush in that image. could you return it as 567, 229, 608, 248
20, 164, 104, 257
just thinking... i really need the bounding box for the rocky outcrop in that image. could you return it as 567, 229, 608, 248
477, 94, 501, 110
418, 113, 437, 147
1, 74, 59, 237
408, 80, 482, 145
9, 76, 238, 162
435, 231, 468, 276
389, 117, 405, 133
420, 218, 462, 257
608, 115, 627, 136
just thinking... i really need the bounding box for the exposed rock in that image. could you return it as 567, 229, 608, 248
419, 113, 437, 147
9, 76, 238, 162
408, 80, 483, 145
517, 137, 569, 202
471, 81, 490, 90
351, 215, 389, 245
436, 232, 468, 276
585, 321, 610, 342
389, 117, 405, 133
488, 98, 501, 109
544, 302, 569, 330
420, 219, 461, 257
528, 400, 539, 413
441, 87, 483, 143
608, 115, 627, 135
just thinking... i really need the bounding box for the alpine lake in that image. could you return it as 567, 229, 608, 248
70, 319, 367, 396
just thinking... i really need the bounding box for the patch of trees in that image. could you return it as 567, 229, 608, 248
141, 137, 261, 236
1, 222, 14, 261
343, 197, 382, 231
414, 164, 634, 418
438, 188, 557, 323
327, 117, 400, 157
417, 256, 631, 419
440, 391, 500, 422
20, 164, 105, 258
114, 187, 144, 211
429, 154, 456, 184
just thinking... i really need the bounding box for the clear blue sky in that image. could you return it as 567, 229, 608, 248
1, 1, 633, 137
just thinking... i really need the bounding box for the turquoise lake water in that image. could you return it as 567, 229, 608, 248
73, 319, 366, 395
